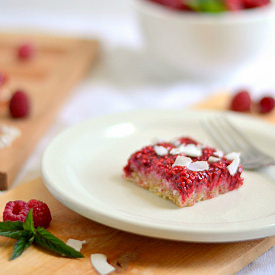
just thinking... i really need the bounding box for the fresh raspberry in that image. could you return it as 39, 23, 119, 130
162, 0, 189, 9
243, 0, 270, 9
3, 200, 29, 223
9, 90, 30, 118
150, 0, 190, 10
17, 43, 35, 60
27, 199, 52, 228
230, 90, 252, 112
225, 0, 243, 10
258, 96, 275, 113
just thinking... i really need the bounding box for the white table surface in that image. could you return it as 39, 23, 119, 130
1, 0, 274, 273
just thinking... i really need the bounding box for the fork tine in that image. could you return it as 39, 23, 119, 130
214, 116, 256, 159
215, 116, 244, 152
222, 116, 275, 160
202, 115, 275, 170
223, 116, 257, 151
200, 120, 225, 150
201, 119, 235, 153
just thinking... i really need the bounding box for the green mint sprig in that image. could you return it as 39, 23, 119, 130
185, 0, 226, 13
0, 209, 84, 260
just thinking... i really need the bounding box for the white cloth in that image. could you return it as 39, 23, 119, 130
0, 1, 274, 274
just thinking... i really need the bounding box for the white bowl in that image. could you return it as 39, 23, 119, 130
134, 0, 275, 78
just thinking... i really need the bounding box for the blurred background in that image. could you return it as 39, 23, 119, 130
1, 0, 274, 97
4, 0, 273, 184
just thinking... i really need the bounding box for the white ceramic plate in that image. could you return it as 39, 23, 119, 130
41, 110, 275, 243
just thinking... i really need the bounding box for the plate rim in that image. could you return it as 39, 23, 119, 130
41, 109, 275, 243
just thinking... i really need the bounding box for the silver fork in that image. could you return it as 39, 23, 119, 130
201, 115, 275, 170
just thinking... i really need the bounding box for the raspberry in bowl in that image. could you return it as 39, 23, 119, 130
147, 0, 271, 11
134, 0, 274, 78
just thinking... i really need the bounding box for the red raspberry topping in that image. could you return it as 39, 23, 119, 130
243, 0, 270, 8
230, 90, 252, 112
27, 199, 52, 228
3, 200, 29, 223
9, 90, 30, 118
258, 96, 275, 113
17, 43, 35, 60
225, 0, 243, 10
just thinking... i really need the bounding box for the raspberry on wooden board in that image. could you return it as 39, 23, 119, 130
258, 96, 275, 114
28, 199, 52, 228
3, 200, 29, 223
3, 199, 52, 228
230, 90, 252, 112
9, 90, 30, 118
17, 43, 36, 60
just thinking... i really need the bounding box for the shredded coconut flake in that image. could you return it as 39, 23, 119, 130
172, 156, 192, 168
170, 147, 182, 155
0, 125, 21, 149
226, 152, 240, 161
226, 152, 241, 176
188, 161, 209, 172
213, 150, 223, 158
90, 254, 115, 275
66, 238, 86, 252
154, 145, 168, 156
171, 139, 181, 147
208, 156, 220, 162
170, 144, 202, 157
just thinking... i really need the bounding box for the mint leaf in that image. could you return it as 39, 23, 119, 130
0, 221, 23, 231
23, 209, 35, 235
10, 237, 32, 260
186, 0, 202, 11
186, 0, 226, 13
34, 227, 84, 258
1, 210, 84, 260
202, 0, 225, 12
0, 221, 26, 239
0, 230, 29, 240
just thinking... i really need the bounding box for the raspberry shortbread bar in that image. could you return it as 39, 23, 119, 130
123, 137, 243, 207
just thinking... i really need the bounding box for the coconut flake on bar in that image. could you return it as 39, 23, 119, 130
172, 156, 192, 168
66, 238, 86, 252
90, 254, 115, 275
154, 145, 168, 156
188, 161, 209, 172
226, 152, 240, 160
170, 139, 181, 147
170, 144, 202, 157
208, 156, 220, 162
226, 152, 241, 176
213, 150, 223, 158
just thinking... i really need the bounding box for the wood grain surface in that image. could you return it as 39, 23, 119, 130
0, 178, 274, 275
0, 33, 99, 190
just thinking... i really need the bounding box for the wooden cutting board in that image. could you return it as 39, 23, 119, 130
0, 93, 275, 274
0, 32, 99, 190
0, 178, 274, 275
